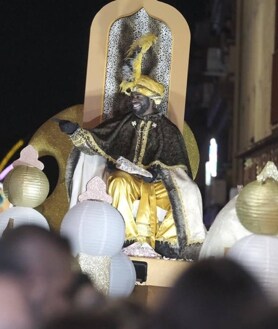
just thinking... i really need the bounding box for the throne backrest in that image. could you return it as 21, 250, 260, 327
82, 0, 191, 133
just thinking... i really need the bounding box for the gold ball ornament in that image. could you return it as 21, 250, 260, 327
236, 178, 278, 235
3, 165, 49, 208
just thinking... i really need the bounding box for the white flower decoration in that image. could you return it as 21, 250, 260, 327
131, 121, 137, 127
152, 123, 157, 128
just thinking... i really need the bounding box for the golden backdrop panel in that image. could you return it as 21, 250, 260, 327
29, 104, 84, 231
3, 166, 49, 208
236, 179, 278, 235
183, 122, 200, 180
77, 254, 111, 295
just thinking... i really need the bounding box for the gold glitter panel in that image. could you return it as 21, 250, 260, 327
77, 253, 111, 295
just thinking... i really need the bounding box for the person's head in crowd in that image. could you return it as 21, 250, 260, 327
0, 275, 34, 329
245, 306, 278, 329
69, 272, 107, 311
149, 257, 273, 329
0, 225, 75, 324
99, 297, 150, 329
42, 312, 118, 329
42, 297, 149, 329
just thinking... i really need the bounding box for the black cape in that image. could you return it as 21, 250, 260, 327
72, 111, 192, 177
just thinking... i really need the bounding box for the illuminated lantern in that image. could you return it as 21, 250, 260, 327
3, 145, 50, 208
236, 161, 278, 235
60, 199, 125, 257
199, 195, 251, 259
227, 234, 278, 301
0, 146, 50, 231
0, 206, 49, 234
109, 251, 136, 297
3, 165, 49, 208
60, 177, 135, 297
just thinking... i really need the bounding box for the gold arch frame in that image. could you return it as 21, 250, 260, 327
83, 0, 191, 133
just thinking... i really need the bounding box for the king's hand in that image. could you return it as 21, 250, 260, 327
56, 119, 79, 135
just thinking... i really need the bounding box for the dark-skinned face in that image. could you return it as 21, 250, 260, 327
130, 92, 154, 116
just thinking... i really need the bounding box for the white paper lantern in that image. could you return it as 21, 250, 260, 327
109, 251, 136, 297
60, 200, 125, 257
227, 234, 278, 301
0, 207, 49, 233
199, 196, 251, 259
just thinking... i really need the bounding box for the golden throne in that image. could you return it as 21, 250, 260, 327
29, 0, 198, 300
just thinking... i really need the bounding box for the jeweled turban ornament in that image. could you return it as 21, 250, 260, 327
120, 33, 165, 105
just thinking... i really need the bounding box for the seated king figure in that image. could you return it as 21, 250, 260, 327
59, 34, 206, 260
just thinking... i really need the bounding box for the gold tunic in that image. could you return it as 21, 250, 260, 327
108, 171, 177, 248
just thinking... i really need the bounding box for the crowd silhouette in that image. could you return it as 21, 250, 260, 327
0, 224, 276, 329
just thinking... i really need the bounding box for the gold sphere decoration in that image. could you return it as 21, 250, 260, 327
3, 165, 49, 208
236, 178, 278, 235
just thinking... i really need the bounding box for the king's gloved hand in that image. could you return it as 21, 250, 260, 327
58, 120, 79, 135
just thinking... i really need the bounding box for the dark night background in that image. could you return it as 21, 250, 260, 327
1, 0, 208, 162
